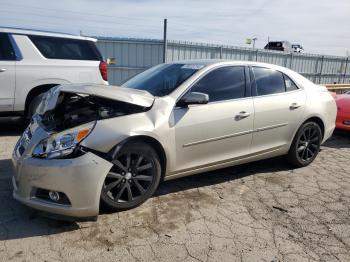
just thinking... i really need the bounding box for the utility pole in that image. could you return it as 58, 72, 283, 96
163, 18, 167, 63
252, 37, 258, 49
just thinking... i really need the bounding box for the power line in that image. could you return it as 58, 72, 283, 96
0, 8, 240, 35
0, 15, 248, 47
0, 9, 258, 41
0, 7, 255, 46
0, 16, 162, 36
1, 2, 162, 23
1, 1, 259, 25
0, 9, 162, 30
0, 1, 271, 33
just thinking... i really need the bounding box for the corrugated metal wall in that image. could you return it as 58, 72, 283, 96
96, 37, 350, 85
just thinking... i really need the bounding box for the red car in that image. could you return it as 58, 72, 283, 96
334, 92, 350, 131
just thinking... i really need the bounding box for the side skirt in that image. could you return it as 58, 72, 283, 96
164, 145, 287, 181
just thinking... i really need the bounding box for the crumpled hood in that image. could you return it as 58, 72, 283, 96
37, 84, 155, 114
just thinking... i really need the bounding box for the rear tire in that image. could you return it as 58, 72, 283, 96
100, 142, 162, 211
288, 121, 322, 167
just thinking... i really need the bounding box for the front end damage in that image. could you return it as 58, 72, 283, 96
37, 85, 152, 133
12, 152, 113, 218
12, 84, 154, 218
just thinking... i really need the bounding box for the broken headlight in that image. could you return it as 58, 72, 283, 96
33, 122, 95, 159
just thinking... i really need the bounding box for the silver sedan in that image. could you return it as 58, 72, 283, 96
12, 60, 336, 218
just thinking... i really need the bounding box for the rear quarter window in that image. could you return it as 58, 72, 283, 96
28, 35, 102, 61
283, 74, 299, 92
0, 33, 16, 60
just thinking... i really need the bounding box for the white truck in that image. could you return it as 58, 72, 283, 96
0, 27, 108, 119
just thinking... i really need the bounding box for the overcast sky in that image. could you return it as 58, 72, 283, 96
0, 0, 349, 56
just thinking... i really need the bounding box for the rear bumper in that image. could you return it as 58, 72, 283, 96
12, 152, 113, 218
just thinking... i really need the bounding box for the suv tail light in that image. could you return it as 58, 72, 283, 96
99, 61, 108, 81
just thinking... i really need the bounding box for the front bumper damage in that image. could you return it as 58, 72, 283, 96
12, 119, 113, 218
12, 152, 112, 218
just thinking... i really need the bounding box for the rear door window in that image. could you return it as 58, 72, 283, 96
28, 35, 102, 61
252, 67, 285, 96
0, 33, 16, 60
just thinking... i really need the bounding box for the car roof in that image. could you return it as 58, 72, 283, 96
168, 59, 314, 87
0, 26, 96, 42
169, 59, 290, 71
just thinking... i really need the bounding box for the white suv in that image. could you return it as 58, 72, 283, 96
0, 27, 108, 119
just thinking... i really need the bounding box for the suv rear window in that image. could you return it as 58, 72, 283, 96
28, 35, 102, 61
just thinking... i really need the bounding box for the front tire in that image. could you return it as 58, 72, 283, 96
288, 121, 322, 167
100, 142, 162, 211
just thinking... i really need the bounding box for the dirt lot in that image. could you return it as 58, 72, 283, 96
0, 118, 350, 262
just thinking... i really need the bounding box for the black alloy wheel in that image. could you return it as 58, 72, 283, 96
288, 121, 322, 167
296, 126, 320, 162
100, 142, 161, 211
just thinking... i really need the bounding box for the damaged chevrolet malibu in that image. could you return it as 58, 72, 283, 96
12, 60, 336, 218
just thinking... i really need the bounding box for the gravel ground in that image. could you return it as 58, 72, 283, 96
0, 118, 350, 262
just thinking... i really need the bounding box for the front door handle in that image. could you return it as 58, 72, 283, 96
235, 111, 250, 120
0, 68, 7, 73
290, 103, 301, 110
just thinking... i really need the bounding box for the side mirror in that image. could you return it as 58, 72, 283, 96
177, 92, 209, 107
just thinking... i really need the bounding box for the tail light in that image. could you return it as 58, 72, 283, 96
99, 61, 108, 81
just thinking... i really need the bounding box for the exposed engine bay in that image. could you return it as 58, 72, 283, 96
40, 92, 149, 131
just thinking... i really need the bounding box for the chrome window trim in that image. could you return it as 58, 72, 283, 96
251, 88, 304, 99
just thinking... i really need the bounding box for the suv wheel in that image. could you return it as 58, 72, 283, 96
100, 142, 162, 211
288, 121, 322, 167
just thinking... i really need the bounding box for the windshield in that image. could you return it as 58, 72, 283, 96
122, 63, 204, 96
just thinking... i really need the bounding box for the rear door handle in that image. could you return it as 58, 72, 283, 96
290, 103, 301, 110
0, 68, 7, 73
235, 111, 250, 120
